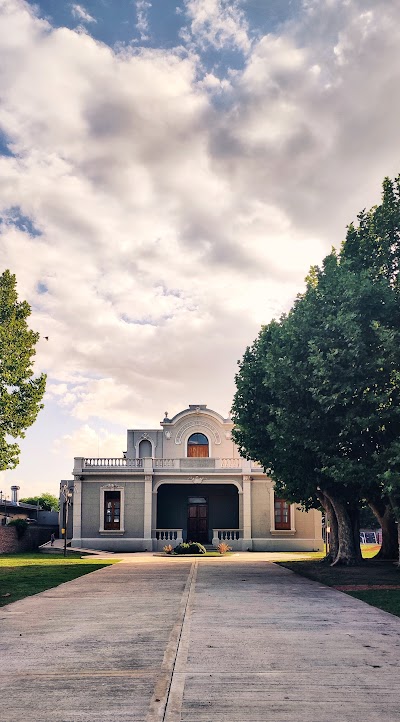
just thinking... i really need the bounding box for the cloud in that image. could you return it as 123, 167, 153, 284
1, 0, 400, 438
71, 3, 96, 24
53, 424, 126, 458
182, 0, 251, 53
135, 0, 151, 41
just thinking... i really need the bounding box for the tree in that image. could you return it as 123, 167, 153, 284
0, 270, 46, 469
233, 175, 400, 565
20, 492, 59, 511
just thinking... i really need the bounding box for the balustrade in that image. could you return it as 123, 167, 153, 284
83, 457, 143, 468
214, 529, 242, 541
154, 529, 182, 541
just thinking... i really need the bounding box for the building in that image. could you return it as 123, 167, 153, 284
0, 486, 39, 525
66, 405, 323, 552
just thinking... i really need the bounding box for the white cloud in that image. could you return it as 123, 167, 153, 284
135, 0, 151, 41
182, 0, 251, 53
1, 0, 400, 454
71, 3, 96, 24
53, 425, 126, 458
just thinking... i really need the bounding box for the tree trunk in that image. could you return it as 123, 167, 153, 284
324, 492, 362, 566
368, 498, 398, 560
317, 491, 338, 563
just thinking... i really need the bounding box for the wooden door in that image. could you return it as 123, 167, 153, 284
187, 502, 208, 543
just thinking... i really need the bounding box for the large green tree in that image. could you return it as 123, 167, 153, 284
0, 270, 46, 469
233, 175, 400, 565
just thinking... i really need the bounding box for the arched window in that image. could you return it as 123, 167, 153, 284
187, 433, 209, 458
138, 439, 152, 458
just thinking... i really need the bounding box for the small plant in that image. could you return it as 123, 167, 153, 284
173, 541, 206, 555
217, 542, 232, 554
7, 518, 28, 539
163, 544, 173, 554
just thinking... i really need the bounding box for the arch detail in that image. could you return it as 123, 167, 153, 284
153, 478, 242, 493
175, 420, 221, 445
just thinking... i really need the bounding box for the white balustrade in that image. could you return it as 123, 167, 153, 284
83, 457, 143, 468
153, 528, 183, 550
214, 529, 242, 541
153, 459, 179, 468
219, 458, 242, 468
154, 529, 182, 541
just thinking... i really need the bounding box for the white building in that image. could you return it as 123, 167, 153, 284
66, 405, 323, 552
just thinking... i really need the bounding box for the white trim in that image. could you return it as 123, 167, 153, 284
135, 437, 155, 458
184, 430, 211, 458
99, 484, 125, 533
153, 477, 243, 493
175, 420, 221, 446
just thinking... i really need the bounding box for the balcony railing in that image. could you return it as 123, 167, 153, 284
75, 457, 263, 473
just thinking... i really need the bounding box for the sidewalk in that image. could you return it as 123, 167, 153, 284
1, 554, 399, 721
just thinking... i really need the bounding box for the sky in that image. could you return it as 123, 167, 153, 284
1, 0, 400, 499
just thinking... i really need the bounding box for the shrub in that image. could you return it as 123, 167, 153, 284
217, 542, 232, 554
174, 542, 206, 555
8, 518, 28, 539
163, 544, 173, 554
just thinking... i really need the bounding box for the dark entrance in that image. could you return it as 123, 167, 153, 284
187, 496, 208, 544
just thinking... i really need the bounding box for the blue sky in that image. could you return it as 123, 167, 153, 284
1, 0, 400, 498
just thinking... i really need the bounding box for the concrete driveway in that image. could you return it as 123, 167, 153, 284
1, 553, 399, 721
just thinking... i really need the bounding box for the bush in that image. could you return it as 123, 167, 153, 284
217, 542, 232, 554
174, 542, 206, 555
8, 518, 28, 539
163, 544, 173, 554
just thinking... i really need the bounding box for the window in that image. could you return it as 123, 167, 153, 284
187, 433, 209, 458
138, 439, 152, 458
104, 490, 121, 530
274, 498, 291, 530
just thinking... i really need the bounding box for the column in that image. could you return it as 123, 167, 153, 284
71, 479, 82, 547
144, 474, 153, 550
242, 475, 252, 550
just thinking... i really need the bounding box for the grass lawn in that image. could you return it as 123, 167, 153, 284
0, 553, 119, 607
278, 545, 400, 617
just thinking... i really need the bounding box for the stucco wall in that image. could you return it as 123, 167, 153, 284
251, 482, 272, 538
81, 481, 145, 538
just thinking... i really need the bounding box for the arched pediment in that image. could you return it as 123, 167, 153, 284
175, 419, 221, 445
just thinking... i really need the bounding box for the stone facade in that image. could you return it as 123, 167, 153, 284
67, 405, 323, 552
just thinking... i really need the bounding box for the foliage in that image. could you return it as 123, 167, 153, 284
163, 544, 173, 554
7, 518, 28, 539
173, 542, 206, 555
0, 270, 46, 470
19, 492, 60, 511
217, 542, 232, 554
232, 174, 400, 566
0, 553, 117, 607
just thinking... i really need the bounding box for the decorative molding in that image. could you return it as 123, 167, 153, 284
164, 430, 172, 439
175, 420, 221, 445
187, 476, 206, 484
144, 475, 152, 482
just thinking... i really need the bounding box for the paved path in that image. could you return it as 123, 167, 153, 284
1, 553, 400, 721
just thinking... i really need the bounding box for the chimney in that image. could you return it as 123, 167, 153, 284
11, 486, 20, 504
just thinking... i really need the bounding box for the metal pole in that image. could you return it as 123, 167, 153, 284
63, 496, 67, 557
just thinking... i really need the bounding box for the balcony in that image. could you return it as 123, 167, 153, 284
73, 457, 263, 474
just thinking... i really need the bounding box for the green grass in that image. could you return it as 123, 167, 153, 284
347, 589, 400, 617
0, 553, 118, 607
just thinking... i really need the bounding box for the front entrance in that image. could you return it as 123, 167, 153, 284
187, 496, 208, 544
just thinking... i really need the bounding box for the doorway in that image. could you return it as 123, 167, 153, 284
187, 496, 208, 543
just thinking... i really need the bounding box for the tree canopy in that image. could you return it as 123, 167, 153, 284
232, 175, 400, 565
19, 492, 59, 511
0, 270, 46, 470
